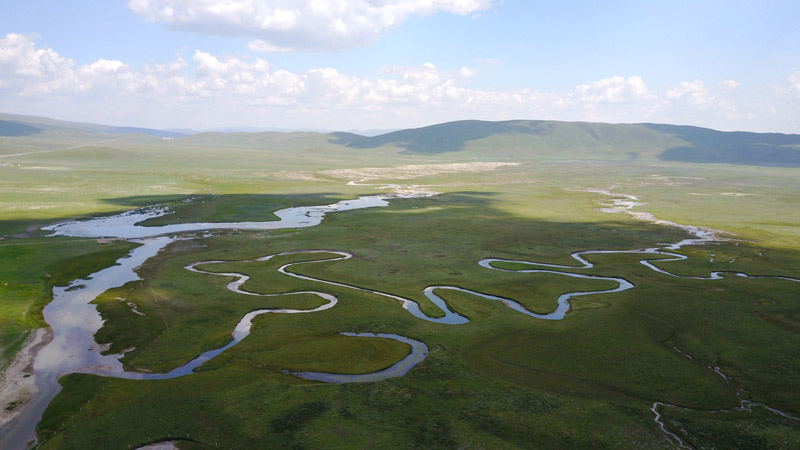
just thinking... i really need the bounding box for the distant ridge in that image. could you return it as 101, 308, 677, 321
103, 126, 185, 139
331, 120, 546, 153
643, 123, 800, 167
0, 119, 41, 137
2, 112, 799, 167
332, 119, 800, 167
0, 113, 187, 139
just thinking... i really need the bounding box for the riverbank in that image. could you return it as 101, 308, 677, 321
0, 328, 52, 429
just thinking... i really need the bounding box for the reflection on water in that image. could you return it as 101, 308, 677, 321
288, 333, 429, 383
1, 195, 408, 450
43, 196, 392, 239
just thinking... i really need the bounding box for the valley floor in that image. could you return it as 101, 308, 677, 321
1, 128, 799, 449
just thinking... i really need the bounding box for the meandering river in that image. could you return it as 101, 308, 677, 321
2, 189, 798, 450
0, 195, 427, 449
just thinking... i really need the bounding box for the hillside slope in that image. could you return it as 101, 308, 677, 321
4, 112, 800, 167
330, 119, 800, 166
0, 113, 186, 139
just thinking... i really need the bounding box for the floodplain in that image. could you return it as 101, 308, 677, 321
1, 118, 799, 449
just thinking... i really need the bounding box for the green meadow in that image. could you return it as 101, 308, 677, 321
1, 118, 799, 449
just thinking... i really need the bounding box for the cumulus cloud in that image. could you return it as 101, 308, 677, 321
666, 80, 708, 102
0, 33, 75, 93
573, 76, 657, 105
1, 33, 788, 132
719, 79, 740, 90
127, 0, 494, 52
664, 79, 739, 121
247, 39, 295, 53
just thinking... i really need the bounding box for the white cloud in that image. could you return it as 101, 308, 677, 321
127, 0, 494, 52
573, 76, 657, 105
663, 80, 739, 122
719, 79, 740, 90
247, 39, 295, 53
1, 33, 794, 132
666, 80, 704, 100
0, 33, 75, 93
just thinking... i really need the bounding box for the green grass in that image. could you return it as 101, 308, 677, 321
0, 238, 134, 357
660, 404, 800, 449
0, 128, 798, 448
30, 190, 799, 449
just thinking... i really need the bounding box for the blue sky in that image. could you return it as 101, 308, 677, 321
1, 1, 799, 132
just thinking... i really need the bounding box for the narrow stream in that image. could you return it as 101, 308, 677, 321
0, 195, 424, 450
286, 333, 429, 383
2, 189, 798, 450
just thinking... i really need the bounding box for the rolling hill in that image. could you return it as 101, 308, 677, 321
3, 112, 800, 167
0, 113, 187, 139
332, 119, 800, 166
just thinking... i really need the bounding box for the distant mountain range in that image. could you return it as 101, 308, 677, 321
333, 120, 800, 167
2, 113, 800, 168
0, 113, 394, 138
0, 113, 187, 139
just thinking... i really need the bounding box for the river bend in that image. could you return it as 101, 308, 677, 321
3, 189, 799, 450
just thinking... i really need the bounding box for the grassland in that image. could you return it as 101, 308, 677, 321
1, 119, 799, 449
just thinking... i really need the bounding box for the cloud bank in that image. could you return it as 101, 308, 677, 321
1, 33, 797, 132
127, 0, 494, 52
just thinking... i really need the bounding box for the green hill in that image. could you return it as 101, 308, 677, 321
0, 119, 42, 137
645, 123, 800, 167
0, 113, 185, 139
331, 119, 800, 167
4, 112, 800, 167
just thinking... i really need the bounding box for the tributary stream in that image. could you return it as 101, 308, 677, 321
2, 191, 799, 450
1, 195, 425, 449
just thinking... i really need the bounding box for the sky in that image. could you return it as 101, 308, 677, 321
1, 0, 799, 133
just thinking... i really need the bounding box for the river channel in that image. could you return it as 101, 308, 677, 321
3, 190, 799, 450
0, 195, 427, 450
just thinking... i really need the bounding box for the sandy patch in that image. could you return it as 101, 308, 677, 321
0, 328, 53, 429
321, 162, 520, 182
273, 171, 331, 182
378, 184, 440, 197
116, 297, 146, 316
271, 163, 527, 195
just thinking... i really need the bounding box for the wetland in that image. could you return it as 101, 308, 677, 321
1, 119, 799, 449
